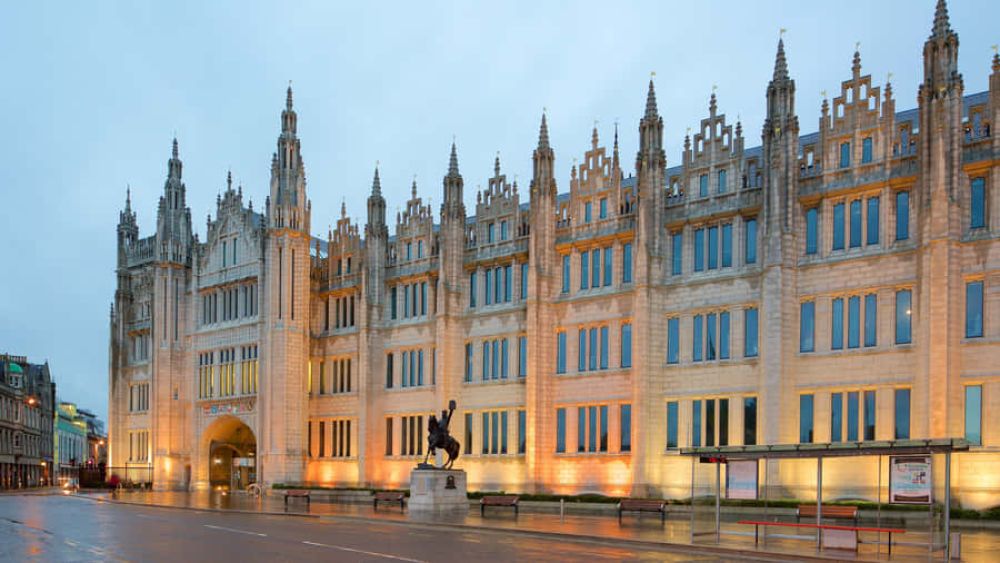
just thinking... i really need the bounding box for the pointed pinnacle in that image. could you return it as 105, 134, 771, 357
538, 112, 550, 150
286, 81, 293, 110
932, 0, 952, 39
371, 165, 382, 197
645, 79, 658, 119
773, 38, 789, 82
172, 137, 179, 159
448, 141, 460, 176
411, 177, 418, 199
494, 151, 501, 177
591, 122, 599, 149
852, 48, 862, 77
125, 185, 132, 211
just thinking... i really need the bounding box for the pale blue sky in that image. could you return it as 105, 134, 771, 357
0, 1, 995, 419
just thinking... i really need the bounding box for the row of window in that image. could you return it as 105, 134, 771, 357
485, 219, 511, 243
799, 388, 909, 444
800, 290, 912, 352
470, 262, 527, 308
129, 383, 150, 412
561, 242, 634, 294
220, 238, 238, 268
696, 169, 730, 198
0, 429, 37, 457
333, 255, 353, 276
402, 239, 427, 261
386, 348, 436, 389
555, 323, 632, 374
665, 397, 758, 449
554, 403, 631, 454
130, 332, 150, 363
837, 137, 875, 169
582, 197, 612, 223
385, 415, 425, 457
805, 191, 908, 256
196, 346, 258, 399
128, 430, 149, 462
58, 434, 84, 464
389, 281, 428, 320
665, 308, 758, 364
463, 337, 524, 382
324, 294, 356, 331
460, 410, 528, 456
311, 357, 353, 395
200, 283, 258, 326
308, 419, 353, 458
671, 219, 756, 276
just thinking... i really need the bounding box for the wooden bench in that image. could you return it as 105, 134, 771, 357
480, 495, 519, 516
283, 489, 311, 509
738, 520, 905, 555
373, 491, 406, 511
796, 504, 858, 524
617, 498, 667, 525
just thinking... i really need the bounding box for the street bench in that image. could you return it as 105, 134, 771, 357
796, 504, 858, 524
738, 520, 905, 554
480, 495, 519, 516
617, 498, 667, 524
283, 489, 311, 509
373, 491, 406, 511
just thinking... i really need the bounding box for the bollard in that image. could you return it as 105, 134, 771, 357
560, 498, 564, 522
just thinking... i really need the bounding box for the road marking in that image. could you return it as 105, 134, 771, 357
203, 524, 267, 537
301, 540, 427, 562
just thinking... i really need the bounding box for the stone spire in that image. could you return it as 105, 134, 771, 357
853, 48, 862, 78
494, 152, 501, 177
448, 141, 460, 177
172, 136, 178, 159
591, 124, 599, 149
442, 143, 465, 221
931, 0, 951, 39
531, 111, 555, 198
371, 164, 382, 197
538, 111, 550, 150
644, 79, 658, 119
411, 177, 418, 199
773, 38, 789, 82
366, 164, 388, 239
612, 122, 620, 170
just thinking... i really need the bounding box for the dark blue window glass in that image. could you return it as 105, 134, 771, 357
469, 273, 477, 307
706, 312, 717, 361
620, 323, 632, 368
721, 223, 733, 267
831, 392, 843, 442
847, 391, 859, 441
743, 397, 757, 445
588, 328, 598, 371
556, 408, 566, 453
667, 318, 680, 364
865, 293, 877, 347
561, 255, 570, 293
719, 311, 730, 360
671, 233, 682, 275
692, 400, 702, 447
806, 208, 819, 255
799, 394, 814, 443
623, 242, 634, 283
699, 174, 708, 197
832, 203, 845, 250
556, 332, 566, 374
971, 177, 986, 229
832, 297, 844, 350
580, 251, 589, 290
848, 295, 860, 349
694, 229, 704, 272
520, 263, 528, 300
864, 390, 876, 441
800, 301, 815, 352
867, 197, 879, 245
577, 329, 586, 372
693, 314, 703, 361
861, 137, 873, 163
966, 385, 982, 445
840, 142, 851, 168
620, 405, 631, 452
603, 247, 612, 287
707, 226, 719, 269
591, 250, 600, 288
896, 290, 912, 344
894, 389, 910, 440
745, 218, 757, 264
966, 281, 984, 338
599, 326, 609, 370
850, 199, 862, 248
666, 402, 678, 449
744, 308, 758, 358
896, 191, 909, 241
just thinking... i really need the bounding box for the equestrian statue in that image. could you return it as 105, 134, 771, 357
424, 399, 460, 469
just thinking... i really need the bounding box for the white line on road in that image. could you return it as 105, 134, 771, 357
203, 524, 267, 537
301, 540, 427, 562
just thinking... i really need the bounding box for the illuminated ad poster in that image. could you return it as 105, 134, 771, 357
726, 460, 758, 500
889, 455, 932, 504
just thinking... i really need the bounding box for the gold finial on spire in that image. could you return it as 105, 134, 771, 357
779, 27, 786, 38
821, 90, 827, 98
650, 71, 656, 79
712, 84, 717, 93
855, 41, 861, 52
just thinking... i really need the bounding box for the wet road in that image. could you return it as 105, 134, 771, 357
0, 494, 733, 562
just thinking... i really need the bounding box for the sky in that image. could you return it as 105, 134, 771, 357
0, 0, 996, 420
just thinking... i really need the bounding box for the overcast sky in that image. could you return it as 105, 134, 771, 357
0, 1, 995, 420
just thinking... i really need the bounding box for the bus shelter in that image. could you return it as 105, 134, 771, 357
678, 438, 969, 557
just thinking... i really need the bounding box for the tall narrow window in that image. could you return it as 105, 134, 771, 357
671, 233, 682, 276
832, 203, 845, 250
464, 344, 472, 382
620, 404, 631, 452
556, 332, 567, 374
556, 408, 566, 453
840, 142, 851, 168
800, 301, 815, 353
666, 401, 679, 449
721, 223, 733, 267
561, 255, 570, 294
577, 329, 587, 372
591, 250, 600, 288
577, 408, 586, 453
706, 312, 717, 361
464, 413, 473, 455
599, 405, 608, 452
718, 169, 728, 193
707, 226, 719, 269
520, 263, 528, 300
484, 269, 492, 305
831, 393, 843, 442
806, 208, 819, 255
580, 251, 589, 290
584, 201, 593, 223
896, 191, 910, 241
799, 394, 815, 443
850, 199, 862, 248
624, 242, 634, 283
719, 311, 730, 360
621, 323, 632, 368
588, 328, 598, 371
863, 390, 876, 441
500, 220, 508, 241
386, 353, 394, 388
743, 397, 757, 445
603, 247, 612, 287
745, 218, 757, 264
518, 410, 526, 454
847, 391, 859, 441
599, 198, 608, 219
719, 398, 729, 446
699, 174, 708, 197
895, 290, 912, 344
966, 281, 984, 338
965, 385, 982, 446
469, 272, 477, 308
693, 314, 703, 362
971, 177, 986, 229
831, 298, 844, 350
744, 308, 758, 358
861, 137, 873, 163
518, 336, 527, 378
694, 228, 705, 272
867, 197, 880, 245
692, 400, 702, 447
864, 293, 878, 347
667, 317, 680, 364
385, 418, 394, 456
894, 389, 911, 440
848, 296, 861, 349
600, 326, 610, 370
706, 399, 716, 447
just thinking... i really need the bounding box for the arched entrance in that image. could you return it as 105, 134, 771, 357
201, 416, 256, 491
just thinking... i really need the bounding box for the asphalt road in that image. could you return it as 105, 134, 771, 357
0, 494, 732, 562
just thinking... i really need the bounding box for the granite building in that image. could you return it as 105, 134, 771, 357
109, 0, 1000, 507
0, 354, 56, 488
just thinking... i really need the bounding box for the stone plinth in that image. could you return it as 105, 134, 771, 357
408, 468, 468, 512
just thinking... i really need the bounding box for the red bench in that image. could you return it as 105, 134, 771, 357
480, 495, 519, 516
738, 520, 905, 554
373, 491, 406, 511
617, 499, 667, 524
796, 504, 858, 524
283, 489, 311, 509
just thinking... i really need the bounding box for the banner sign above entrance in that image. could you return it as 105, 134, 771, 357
203, 397, 256, 417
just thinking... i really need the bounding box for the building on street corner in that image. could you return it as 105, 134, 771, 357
108, 0, 1000, 508
0, 354, 56, 488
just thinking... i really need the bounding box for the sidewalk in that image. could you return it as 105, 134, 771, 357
81, 490, 998, 562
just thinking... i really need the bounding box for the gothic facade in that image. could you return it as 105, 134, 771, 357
109, 1, 1000, 507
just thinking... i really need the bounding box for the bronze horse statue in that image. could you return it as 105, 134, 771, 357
424, 400, 460, 469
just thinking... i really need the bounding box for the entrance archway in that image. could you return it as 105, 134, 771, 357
201, 416, 256, 491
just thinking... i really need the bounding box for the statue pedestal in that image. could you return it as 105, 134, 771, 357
408, 467, 468, 513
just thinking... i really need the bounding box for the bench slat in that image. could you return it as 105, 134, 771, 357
738, 520, 905, 533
